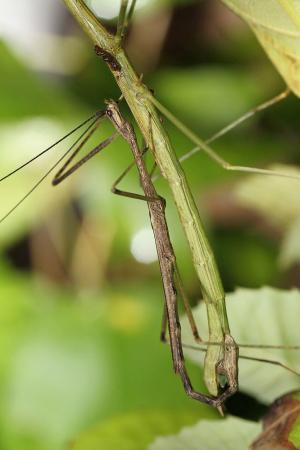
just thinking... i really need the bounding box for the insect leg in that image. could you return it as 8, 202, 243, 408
179, 89, 290, 164
151, 91, 300, 181
174, 265, 202, 342
52, 131, 117, 186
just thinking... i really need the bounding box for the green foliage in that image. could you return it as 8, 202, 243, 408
72, 409, 212, 450
235, 164, 300, 228
235, 164, 300, 270
1, 2, 300, 449
221, 0, 300, 97
289, 416, 300, 448
151, 67, 276, 133
0, 263, 210, 450
0, 41, 81, 120
148, 416, 260, 450
285, 391, 300, 447
181, 287, 300, 403
280, 217, 300, 269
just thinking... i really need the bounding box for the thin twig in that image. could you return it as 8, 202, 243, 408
116, 0, 129, 43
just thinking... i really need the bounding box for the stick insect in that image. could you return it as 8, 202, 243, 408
103, 101, 300, 410
51, 99, 239, 409
1, 98, 300, 410
105, 100, 238, 408
53, 0, 300, 416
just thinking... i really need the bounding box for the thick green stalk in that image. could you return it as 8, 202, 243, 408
62, 0, 230, 395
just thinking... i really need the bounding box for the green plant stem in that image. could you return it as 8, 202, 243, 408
116, 0, 128, 43
62, 0, 231, 396
126, 0, 138, 26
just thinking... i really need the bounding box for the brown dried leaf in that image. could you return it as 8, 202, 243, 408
251, 391, 300, 449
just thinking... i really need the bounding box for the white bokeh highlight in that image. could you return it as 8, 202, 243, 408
87, 0, 153, 19
130, 227, 157, 264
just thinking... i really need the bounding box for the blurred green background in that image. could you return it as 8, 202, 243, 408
0, 0, 300, 449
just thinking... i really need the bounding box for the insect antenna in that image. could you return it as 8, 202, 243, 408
0, 110, 104, 183
180, 342, 300, 377
0, 115, 101, 224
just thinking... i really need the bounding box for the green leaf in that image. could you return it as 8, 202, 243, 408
0, 41, 80, 120
290, 415, 300, 448
279, 217, 300, 269
0, 117, 77, 246
0, 41, 96, 246
71, 409, 210, 450
0, 113, 130, 247
151, 67, 272, 133
0, 265, 215, 450
234, 165, 300, 270
181, 287, 300, 403
234, 164, 300, 228
221, 0, 300, 96
148, 416, 260, 450
234, 164, 300, 270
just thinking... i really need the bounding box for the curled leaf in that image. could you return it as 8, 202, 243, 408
221, 0, 300, 96
251, 390, 300, 449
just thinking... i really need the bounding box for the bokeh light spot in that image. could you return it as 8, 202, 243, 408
130, 227, 157, 264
